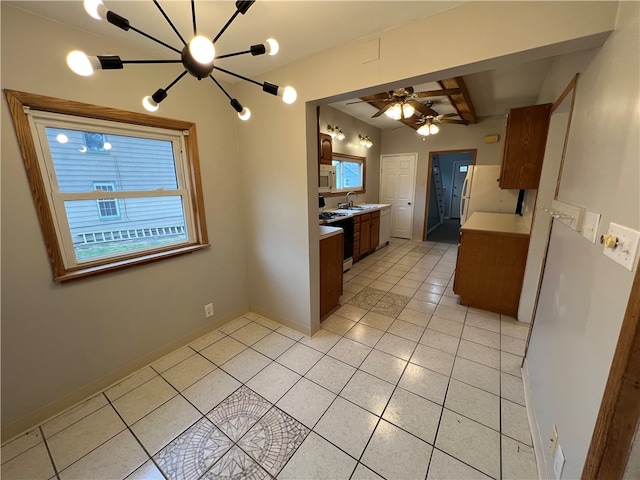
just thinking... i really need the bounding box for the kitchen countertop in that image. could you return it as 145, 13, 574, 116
461, 212, 531, 237
323, 203, 391, 220
319, 225, 343, 240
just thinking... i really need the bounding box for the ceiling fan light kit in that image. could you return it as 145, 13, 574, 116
67, 0, 297, 120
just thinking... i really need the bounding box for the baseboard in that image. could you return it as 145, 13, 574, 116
522, 358, 547, 480
1, 306, 250, 444
250, 305, 311, 337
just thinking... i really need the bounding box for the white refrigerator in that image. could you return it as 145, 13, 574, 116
459, 165, 520, 225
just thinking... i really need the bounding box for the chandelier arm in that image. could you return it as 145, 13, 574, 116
121, 60, 184, 65
209, 75, 233, 101
153, 0, 187, 46
215, 50, 252, 60
164, 70, 189, 92
191, 0, 197, 37
128, 25, 181, 55
213, 66, 262, 88
213, 10, 240, 44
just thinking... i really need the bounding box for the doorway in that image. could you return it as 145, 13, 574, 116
380, 153, 418, 239
423, 149, 476, 243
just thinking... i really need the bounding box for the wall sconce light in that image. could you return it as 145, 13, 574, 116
327, 125, 345, 141
66, 0, 297, 120
358, 135, 373, 148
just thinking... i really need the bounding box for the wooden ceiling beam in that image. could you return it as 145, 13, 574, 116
438, 77, 477, 125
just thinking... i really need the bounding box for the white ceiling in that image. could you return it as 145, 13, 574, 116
8, 0, 556, 129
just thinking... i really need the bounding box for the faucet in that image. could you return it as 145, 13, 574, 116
345, 191, 358, 207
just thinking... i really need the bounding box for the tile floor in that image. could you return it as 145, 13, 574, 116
1, 238, 539, 480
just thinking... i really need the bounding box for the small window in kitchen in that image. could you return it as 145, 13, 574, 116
5, 90, 209, 282
332, 153, 365, 192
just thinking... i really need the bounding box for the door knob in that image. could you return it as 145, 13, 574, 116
408, 202, 412, 205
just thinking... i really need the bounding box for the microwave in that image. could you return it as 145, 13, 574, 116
319, 164, 336, 193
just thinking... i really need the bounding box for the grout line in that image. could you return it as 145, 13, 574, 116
39, 425, 60, 480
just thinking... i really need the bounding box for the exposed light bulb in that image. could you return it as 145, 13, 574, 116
142, 96, 159, 112
56, 134, 69, 144
84, 0, 107, 20
189, 35, 215, 64
67, 51, 99, 76
280, 86, 297, 104
265, 38, 279, 56
238, 107, 251, 121
402, 103, 415, 118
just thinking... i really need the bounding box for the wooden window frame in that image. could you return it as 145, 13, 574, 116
4, 89, 209, 282
326, 152, 366, 197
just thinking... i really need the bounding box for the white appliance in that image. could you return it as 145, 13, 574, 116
318, 164, 336, 193
377, 206, 391, 249
460, 165, 520, 225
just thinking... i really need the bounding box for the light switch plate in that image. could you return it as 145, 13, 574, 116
582, 211, 601, 244
603, 223, 640, 271
553, 445, 565, 480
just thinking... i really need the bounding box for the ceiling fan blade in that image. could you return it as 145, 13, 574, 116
437, 113, 459, 119
345, 100, 368, 105
410, 100, 439, 118
415, 88, 461, 98
372, 102, 394, 118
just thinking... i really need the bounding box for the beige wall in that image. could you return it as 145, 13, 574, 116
527, 3, 639, 477
1, 0, 620, 440
1, 5, 251, 436
319, 106, 382, 210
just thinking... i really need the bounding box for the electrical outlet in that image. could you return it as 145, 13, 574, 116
602, 223, 640, 271
549, 425, 558, 454
553, 445, 565, 480
204, 303, 214, 318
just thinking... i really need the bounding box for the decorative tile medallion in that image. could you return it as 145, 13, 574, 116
348, 288, 387, 309
237, 406, 310, 476
381, 292, 411, 307
370, 301, 404, 318
154, 417, 232, 480
207, 386, 272, 441
201, 445, 271, 480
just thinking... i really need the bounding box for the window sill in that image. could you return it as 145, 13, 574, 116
55, 244, 210, 282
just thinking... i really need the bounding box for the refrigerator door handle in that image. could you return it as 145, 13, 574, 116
460, 196, 467, 224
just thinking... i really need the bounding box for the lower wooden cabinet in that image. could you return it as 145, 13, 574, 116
453, 230, 529, 317
353, 211, 380, 263
320, 232, 343, 318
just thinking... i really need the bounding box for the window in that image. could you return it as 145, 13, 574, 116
5, 90, 209, 281
331, 153, 365, 193
93, 182, 120, 219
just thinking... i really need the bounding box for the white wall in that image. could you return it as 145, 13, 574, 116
381, 115, 506, 239
527, 3, 639, 477
1, 5, 250, 436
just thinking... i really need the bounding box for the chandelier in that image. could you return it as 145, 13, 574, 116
66, 0, 297, 120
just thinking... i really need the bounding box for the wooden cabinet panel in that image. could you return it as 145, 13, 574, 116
360, 213, 371, 256
320, 232, 343, 318
371, 212, 380, 251
499, 103, 552, 190
319, 133, 333, 165
454, 230, 529, 317
353, 215, 361, 262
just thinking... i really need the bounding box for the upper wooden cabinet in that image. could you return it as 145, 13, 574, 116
499, 103, 552, 189
319, 133, 333, 165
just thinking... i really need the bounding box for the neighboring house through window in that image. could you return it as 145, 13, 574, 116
332, 153, 365, 192
5, 90, 209, 281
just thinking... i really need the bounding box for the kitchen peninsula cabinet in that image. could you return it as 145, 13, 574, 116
453, 213, 530, 317
499, 103, 552, 190
353, 211, 380, 262
320, 226, 343, 318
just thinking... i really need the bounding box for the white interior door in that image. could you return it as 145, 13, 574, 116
380, 153, 418, 239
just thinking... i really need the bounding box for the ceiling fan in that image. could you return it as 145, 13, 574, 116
347, 87, 460, 119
